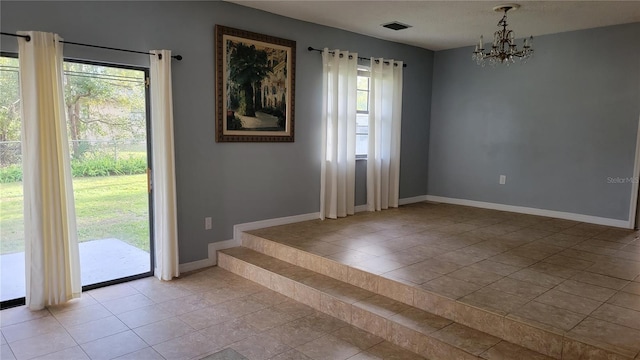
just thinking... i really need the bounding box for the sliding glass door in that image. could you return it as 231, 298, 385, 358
65, 60, 154, 289
0, 56, 154, 308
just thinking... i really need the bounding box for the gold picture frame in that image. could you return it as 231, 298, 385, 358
215, 25, 296, 142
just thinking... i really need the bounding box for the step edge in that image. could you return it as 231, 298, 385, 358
233, 238, 636, 360
241, 234, 506, 333
219, 250, 556, 360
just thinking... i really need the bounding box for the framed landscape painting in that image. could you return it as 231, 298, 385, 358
215, 25, 296, 142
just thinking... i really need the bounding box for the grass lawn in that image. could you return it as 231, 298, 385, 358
0, 174, 150, 254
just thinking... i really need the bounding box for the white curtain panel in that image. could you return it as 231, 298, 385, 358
150, 50, 179, 280
18, 31, 81, 309
367, 58, 403, 211
320, 48, 358, 219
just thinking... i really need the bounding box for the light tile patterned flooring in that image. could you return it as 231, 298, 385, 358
0, 267, 421, 360
3, 202, 640, 360
247, 202, 640, 358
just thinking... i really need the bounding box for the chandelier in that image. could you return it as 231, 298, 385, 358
472, 4, 534, 66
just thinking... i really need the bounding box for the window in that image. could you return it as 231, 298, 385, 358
356, 68, 370, 157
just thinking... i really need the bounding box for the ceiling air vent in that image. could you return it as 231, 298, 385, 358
381, 21, 412, 31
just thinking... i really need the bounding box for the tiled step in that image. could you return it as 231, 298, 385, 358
218, 246, 553, 360
237, 232, 638, 360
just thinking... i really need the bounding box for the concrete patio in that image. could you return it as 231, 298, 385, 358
0, 238, 151, 302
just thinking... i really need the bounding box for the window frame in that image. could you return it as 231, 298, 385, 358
356, 67, 370, 159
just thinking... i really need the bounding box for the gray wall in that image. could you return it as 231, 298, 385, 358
428, 23, 640, 221
0, 1, 433, 263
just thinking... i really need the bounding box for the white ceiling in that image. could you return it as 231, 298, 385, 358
224, 1, 640, 50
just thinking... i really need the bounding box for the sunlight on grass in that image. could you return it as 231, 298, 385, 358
0, 174, 149, 254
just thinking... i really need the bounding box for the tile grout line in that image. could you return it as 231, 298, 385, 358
243, 231, 639, 359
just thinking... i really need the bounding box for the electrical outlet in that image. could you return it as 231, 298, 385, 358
499, 175, 506, 185
205, 217, 212, 230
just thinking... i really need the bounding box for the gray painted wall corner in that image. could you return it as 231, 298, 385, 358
428, 22, 640, 221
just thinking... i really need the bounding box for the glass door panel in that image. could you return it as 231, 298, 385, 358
0, 55, 25, 304
64, 60, 153, 287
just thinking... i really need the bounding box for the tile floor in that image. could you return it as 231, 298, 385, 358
3, 202, 640, 359
247, 202, 640, 358
0, 267, 423, 360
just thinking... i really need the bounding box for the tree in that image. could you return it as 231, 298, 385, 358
0, 57, 21, 166
64, 62, 146, 158
228, 42, 272, 117
0, 57, 147, 163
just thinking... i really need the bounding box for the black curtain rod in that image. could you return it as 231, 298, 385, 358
1, 32, 182, 60
307, 47, 407, 68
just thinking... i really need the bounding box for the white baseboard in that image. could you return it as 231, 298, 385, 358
399, 195, 429, 205
355, 204, 368, 213
426, 195, 630, 229
179, 258, 214, 273
233, 212, 320, 242
353, 196, 428, 213
178, 212, 320, 273
179, 238, 237, 273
